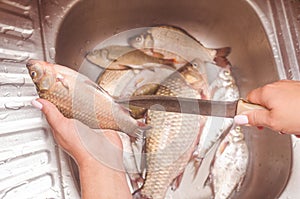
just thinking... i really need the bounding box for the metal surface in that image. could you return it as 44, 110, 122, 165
0, 0, 79, 198
0, 0, 299, 198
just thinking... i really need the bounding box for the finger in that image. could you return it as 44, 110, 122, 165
243, 109, 271, 127
35, 98, 69, 132
246, 87, 265, 105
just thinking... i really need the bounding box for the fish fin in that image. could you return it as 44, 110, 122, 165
191, 157, 204, 180
126, 119, 150, 140
213, 56, 231, 68
213, 47, 232, 68
108, 64, 131, 70
128, 173, 144, 193
137, 121, 151, 132
56, 73, 69, 90
215, 47, 231, 57
151, 51, 165, 59
204, 173, 213, 189
133, 191, 151, 199
163, 58, 177, 67
170, 172, 184, 191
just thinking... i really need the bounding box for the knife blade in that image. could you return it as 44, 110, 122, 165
115, 95, 267, 118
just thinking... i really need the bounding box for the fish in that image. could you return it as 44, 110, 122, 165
86, 45, 176, 70
26, 60, 147, 137
208, 125, 249, 199
128, 26, 231, 68
118, 132, 145, 192
136, 62, 208, 199
192, 67, 239, 178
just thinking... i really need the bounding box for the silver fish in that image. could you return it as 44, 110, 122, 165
86, 45, 176, 70
138, 63, 207, 199
129, 26, 231, 67
26, 60, 147, 137
209, 125, 249, 199
194, 68, 239, 162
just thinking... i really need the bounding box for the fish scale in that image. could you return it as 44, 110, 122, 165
140, 70, 204, 199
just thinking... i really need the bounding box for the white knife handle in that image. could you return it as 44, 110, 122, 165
236, 99, 268, 115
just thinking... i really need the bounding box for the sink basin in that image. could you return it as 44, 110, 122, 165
52, 0, 292, 198
0, 0, 297, 198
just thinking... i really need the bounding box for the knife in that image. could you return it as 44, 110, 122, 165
115, 95, 267, 118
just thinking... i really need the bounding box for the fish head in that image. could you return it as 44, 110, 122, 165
128, 33, 154, 49
26, 60, 56, 92
190, 58, 206, 71
86, 48, 111, 67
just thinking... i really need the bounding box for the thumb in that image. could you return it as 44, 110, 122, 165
243, 109, 271, 127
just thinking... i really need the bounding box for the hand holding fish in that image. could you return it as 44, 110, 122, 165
236, 80, 300, 135
31, 99, 132, 199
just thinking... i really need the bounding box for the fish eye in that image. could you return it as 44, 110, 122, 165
30, 71, 37, 78
92, 50, 100, 55
136, 36, 142, 42
192, 62, 198, 67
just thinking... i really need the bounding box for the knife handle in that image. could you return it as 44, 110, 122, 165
236, 99, 268, 115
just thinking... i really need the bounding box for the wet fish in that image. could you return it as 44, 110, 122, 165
118, 132, 145, 192
26, 60, 147, 137
193, 68, 240, 162
208, 125, 249, 199
86, 45, 176, 70
128, 26, 231, 67
136, 62, 208, 199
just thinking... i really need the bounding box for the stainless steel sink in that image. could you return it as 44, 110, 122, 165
1, 0, 299, 198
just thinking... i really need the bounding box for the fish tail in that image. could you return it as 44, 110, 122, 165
214, 47, 231, 68
124, 120, 151, 140
215, 47, 231, 57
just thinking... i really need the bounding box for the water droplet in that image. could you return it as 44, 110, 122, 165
40, 159, 46, 165
21, 29, 34, 40
16, 40, 24, 47
49, 47, 56, 60
66, 189, 70, 195
17, 91, 21, 97
23, 11, 30, 16
44, 15, 53, 28
3, 92, 10, 97
4, 101, 25, 110
4, 67, 8, 73
0, 113, 9, 120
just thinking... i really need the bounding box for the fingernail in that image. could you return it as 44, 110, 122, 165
234, 115, 249, 125
31, 99, 43, 110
